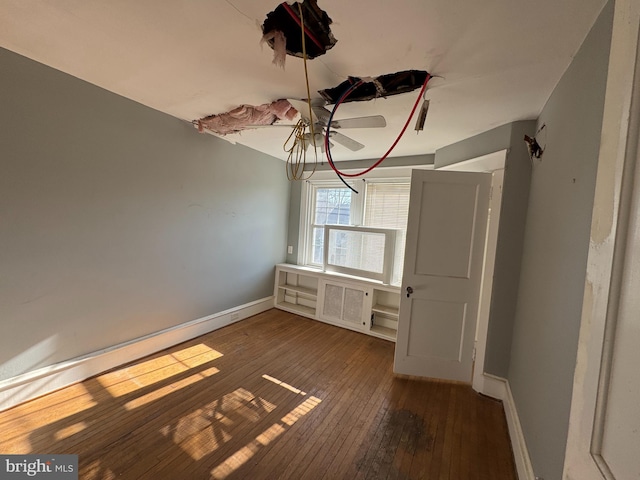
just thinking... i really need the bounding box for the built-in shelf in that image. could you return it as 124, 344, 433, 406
274, 264, 401, 342
371, 303, 399, 318
274, 266, 319, 320
278, 284, 317, 297
277, 301, 316, 317
370, 324, 398, 340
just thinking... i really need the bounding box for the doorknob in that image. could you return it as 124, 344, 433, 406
406, 286, 414, 298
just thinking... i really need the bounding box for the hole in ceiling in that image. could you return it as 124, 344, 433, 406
319, 70, 430, 104
194, 99, 298, 136
262, 0, 337, 60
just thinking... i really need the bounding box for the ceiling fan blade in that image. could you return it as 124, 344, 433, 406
329, 131, 365, 151
331, 115, 387, 129
312, 105, 332, 124
319, 140, 334, 153
286, 98, 318, 124
247, 124, 296, 128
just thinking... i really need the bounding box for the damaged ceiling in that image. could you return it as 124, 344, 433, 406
0, 0, 607, 162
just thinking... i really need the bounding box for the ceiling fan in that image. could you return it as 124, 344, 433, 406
286, 98, 386, 152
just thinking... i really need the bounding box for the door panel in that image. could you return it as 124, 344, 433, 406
415, 182, 480, 278
407, 299, 466, 362
394, 170, 491, 382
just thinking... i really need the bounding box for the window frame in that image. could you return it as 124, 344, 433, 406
298, 166, 425, 283
323, 225, 397, 283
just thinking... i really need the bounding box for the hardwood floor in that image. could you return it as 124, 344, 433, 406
0, 309, 517, 479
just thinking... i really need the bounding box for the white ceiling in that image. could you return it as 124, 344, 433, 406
0, 0, 606, 162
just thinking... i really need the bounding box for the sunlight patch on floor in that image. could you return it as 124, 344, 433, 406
54, 421, 88, 441
262, 374, 306, 395
281, 395, 321, 426
0, 383, 97, 453
209, 374, 322, 479
98, 344, 223, 397
124, 366, 219, 410
161, 387, 278, 461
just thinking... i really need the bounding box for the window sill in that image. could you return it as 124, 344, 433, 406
277, 263, 401, 289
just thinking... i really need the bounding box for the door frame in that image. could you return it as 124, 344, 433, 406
438, 150, 507, 392
563, 0, 640, 477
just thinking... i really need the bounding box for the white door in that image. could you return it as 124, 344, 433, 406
563, 0, 640, 477
394, 169, 491, 382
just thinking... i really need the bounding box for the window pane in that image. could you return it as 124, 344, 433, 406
327, 229, 387, 274
364, 183, 410, 229
364, 182, 410, 285
310, 187, 352, 268
314, 188, 352, 225
311, 227, 324, 265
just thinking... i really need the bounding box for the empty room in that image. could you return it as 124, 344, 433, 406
1, 1, 639, 479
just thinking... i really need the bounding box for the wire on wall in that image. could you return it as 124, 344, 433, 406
524, 123, 546, 166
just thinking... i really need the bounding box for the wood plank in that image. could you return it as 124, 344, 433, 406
0, 309, 516, 480
392, 378, 434, 479
255, 339, 388, 479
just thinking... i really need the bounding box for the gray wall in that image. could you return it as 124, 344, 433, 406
507, 2, 613, 479
286, 179, 303, 265
0, 48, 290, 382
434, 124, 513, 169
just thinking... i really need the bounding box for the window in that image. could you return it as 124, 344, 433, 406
310, 186, 353, 265
301, 177, 411, 285
324, 225, 397, 283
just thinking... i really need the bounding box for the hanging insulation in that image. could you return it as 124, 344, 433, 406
195, 99, 297, 135
260, 30, 287, 68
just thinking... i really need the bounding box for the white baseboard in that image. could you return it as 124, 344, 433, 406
0, 297, 274, 412
481, 373, 535, 480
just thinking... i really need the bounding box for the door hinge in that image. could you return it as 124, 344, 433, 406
472, 346, 477, 361
489, 186, 493, 201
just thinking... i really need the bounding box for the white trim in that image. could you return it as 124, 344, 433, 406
305, 165, 431, 181
297, 179, 311, 265
323, 225, 396, 284
472, 164, 506, 393
564, 1, 640, 478
481, 373, 536, 480
0, 297, 274, 412
437, 149, 509, 173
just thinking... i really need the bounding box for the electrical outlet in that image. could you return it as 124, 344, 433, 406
287, 245, 293, 254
